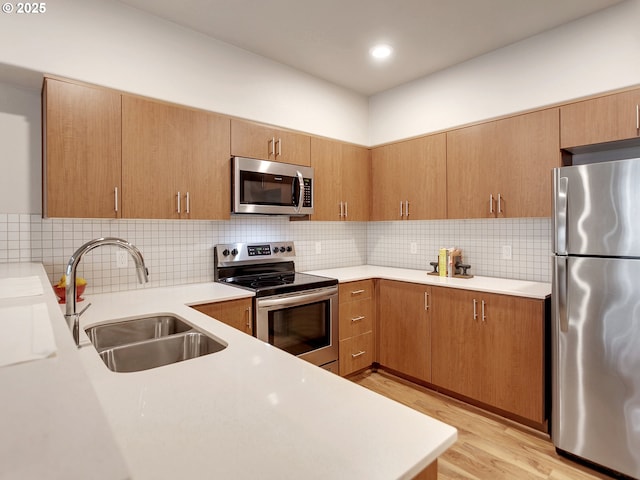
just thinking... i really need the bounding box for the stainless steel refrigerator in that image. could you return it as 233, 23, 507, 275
552, 157, 640, 479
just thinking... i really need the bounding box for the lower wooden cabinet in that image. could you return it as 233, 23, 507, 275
377, 280, 433, 383
191, 298, 253, 335
375, 279, 547, 428
431, 287, 545, 425
338, 280, 375, 376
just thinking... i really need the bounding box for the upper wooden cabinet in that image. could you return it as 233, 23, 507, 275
230, 118, 310, 166
43, 78, 122, 218
447, 108, 560, 219
310, 138, 370, 221
560, 88, 640, 149
371, 134, 447, 221
121, 96, 230, 220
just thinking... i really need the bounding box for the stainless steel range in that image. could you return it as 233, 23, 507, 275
214, 241, 339, 373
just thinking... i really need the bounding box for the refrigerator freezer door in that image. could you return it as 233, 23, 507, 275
554, 158, 640, 257
552, 255, 640, 478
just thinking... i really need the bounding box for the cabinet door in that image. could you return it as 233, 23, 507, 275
122, 96, 183, 219
482, 293, 545, 423
560, 88, 640, 148
192, 298, 253, 335
496, 108, 560, 218
446, 122, 498, 219
181, 111, 230, 220
310, 137, 342, 220
431, 287, 483, 399
341, 144, 370, 221
230, 119, 310, 166
400, 134, 447, 220
371, 144, 402, 220
378, 280, 431, 382
43, 79, 121, 218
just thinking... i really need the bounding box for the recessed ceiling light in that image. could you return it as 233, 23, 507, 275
370, 44, 393, 60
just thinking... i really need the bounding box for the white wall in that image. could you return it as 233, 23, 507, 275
369, 0, 640, 145
0, 0, 369, 145
0, 83, 41, 214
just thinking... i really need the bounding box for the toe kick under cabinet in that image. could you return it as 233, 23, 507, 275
338, 280, 375, 376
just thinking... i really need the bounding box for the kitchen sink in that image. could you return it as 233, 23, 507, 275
85, 315, 227, 373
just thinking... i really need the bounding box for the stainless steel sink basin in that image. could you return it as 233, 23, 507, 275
85, 315, 227, 373
85, 315, 193, 350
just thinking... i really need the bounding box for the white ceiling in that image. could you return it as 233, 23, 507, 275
117, 0, 624, 96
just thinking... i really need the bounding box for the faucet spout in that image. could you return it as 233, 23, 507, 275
64, 237, 149, 346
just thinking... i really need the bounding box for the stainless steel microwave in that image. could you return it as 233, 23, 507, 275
231, 157, 314, 216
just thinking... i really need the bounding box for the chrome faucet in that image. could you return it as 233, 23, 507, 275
64, 237, 149, 346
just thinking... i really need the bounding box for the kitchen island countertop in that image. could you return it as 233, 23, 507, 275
72, 275, 456, 479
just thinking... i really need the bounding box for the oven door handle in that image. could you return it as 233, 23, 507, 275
257, 289, 336, 308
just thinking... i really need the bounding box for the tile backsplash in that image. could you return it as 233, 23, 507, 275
0, 214, 551, 294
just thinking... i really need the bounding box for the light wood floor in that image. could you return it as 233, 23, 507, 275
350, 370, 614, 480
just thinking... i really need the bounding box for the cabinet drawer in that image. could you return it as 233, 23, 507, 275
339, 280, 373, 303
339, 331, 373, 376
339, 299, 373, 340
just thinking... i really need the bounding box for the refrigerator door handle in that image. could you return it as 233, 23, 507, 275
554, 256, 569, 333
554, 173, 569, 255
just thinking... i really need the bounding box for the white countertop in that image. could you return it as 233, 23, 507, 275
306, 265, 551, 299
0, 263, 129, 480
72, 279, 456, 479
2, 262, 552, 479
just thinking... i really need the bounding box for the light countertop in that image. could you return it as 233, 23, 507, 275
0, 263, 129, 480
73, 278, 456, 479
1, 262, 551, 479
305, 265, 551, 299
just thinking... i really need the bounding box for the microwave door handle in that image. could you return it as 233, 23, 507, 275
295, 170, 304, 213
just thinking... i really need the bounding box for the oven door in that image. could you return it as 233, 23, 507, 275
255, 286, 338, 369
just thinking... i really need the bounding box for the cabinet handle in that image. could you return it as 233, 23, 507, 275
269, 137, 275, 156
351, 350, 366, 359
482, 300, 487, 322
339, 201, 344, 218
185, 192, 190, 214
489, 194, 494, 214
114, 187, 118, 213
473, 298, 478, 320
350, 289, 365, 296
497, 194, 502, 214
177, 191, 181, 213
400, 201, 404, 218
344, 202, 348, 219
424, 292, 430, 310
245, 308, 251, 333
351, 315, 365, 323
405, 200, 410, 218
636, 104, 639, 133
276, 138, 282, 156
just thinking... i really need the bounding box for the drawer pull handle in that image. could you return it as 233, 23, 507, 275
351, 350, 366, 358
351, 315, 365, 323
351, 289, 365, 295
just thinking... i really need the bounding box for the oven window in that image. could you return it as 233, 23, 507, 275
240, 171, 296, 206
268, 300, 330, 356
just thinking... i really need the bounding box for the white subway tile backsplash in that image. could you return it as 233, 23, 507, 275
0, 214, 551, 293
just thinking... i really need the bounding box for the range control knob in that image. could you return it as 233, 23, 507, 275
286, 246, 293, 252
222, 249, 230, 256
278, 247, 285, 253
231, 248, 238, 256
